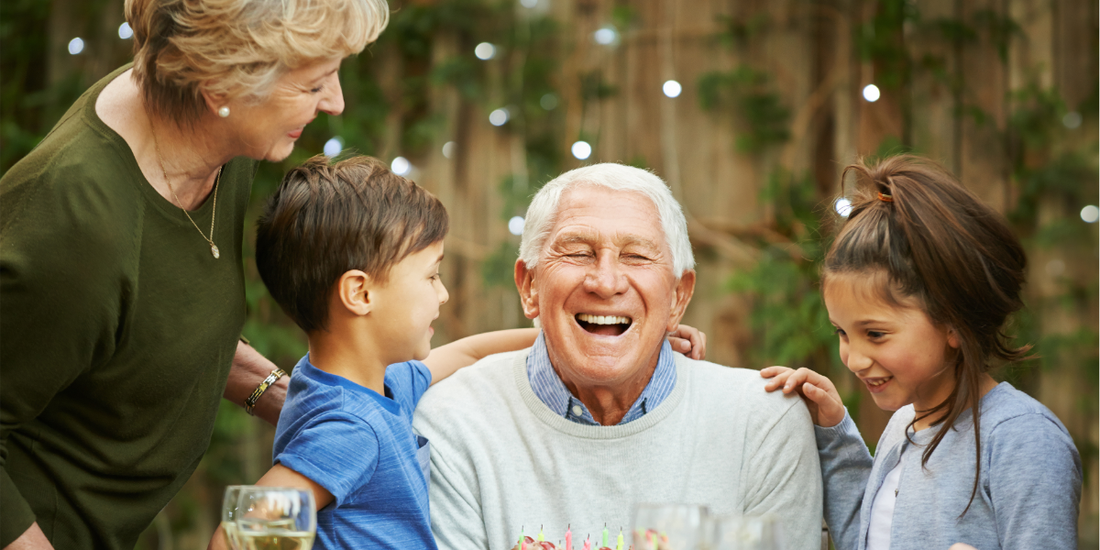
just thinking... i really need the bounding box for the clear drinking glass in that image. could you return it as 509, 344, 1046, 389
234, 486, 317, 550
703, 514, 783, 550
220, 485, 247, 550
631, 503, 709, 550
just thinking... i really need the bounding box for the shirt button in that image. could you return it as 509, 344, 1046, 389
572, 405, 584, 416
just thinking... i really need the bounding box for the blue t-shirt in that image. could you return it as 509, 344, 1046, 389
273, 355, 436, 550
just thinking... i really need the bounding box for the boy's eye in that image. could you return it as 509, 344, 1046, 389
867, 331, 885, 339
833, 327, 846, 337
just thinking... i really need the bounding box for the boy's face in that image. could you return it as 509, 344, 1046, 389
371, 240, 448, 363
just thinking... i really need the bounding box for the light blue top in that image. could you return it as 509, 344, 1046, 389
526, 331, 676, 425
817, 382, 1081, 550
273, 355, 436, 550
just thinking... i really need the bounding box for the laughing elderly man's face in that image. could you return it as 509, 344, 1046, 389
515, 184, 695, 395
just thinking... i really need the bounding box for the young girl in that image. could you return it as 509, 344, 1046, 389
761, 155, 1082, 550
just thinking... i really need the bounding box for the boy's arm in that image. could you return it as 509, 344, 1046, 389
206, 465, 335, 550
423, 329, 539, 385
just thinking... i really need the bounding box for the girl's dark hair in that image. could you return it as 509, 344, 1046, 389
823, 155, 1030, 514
256, 155, 449, 333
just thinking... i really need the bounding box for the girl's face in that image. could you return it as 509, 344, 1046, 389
823, 271, 960, 420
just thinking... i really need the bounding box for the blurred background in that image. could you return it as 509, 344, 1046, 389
2, 0, 1097, 547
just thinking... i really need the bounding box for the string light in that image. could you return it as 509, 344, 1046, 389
475, 42, 496, 60
834, 197, 852, 217
68, 37, 84, 55
391, 156, 411, 176
594, 26, 618, 46
442, 141, 456, 159
508, 216, 525, 236
571, 141, 592, 160
1081, 205, 1099, 223
489, 108, 510, 126
862, 84, 880, 102
323, 137, 343, 157
118, 22, 133, 39
662, 80, 682, 98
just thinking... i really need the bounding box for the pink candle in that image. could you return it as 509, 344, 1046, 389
565, 525, 573, 550
583, 535, 591, 550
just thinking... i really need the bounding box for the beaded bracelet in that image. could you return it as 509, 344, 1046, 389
245, 368, 286, 416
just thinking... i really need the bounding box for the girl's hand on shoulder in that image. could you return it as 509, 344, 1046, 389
760, 366, 845, 427
668, 324, 707, 360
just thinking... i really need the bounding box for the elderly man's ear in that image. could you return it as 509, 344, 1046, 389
667, 270, 696, 331
514, 260, 540, 319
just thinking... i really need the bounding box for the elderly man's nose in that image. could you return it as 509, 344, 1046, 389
584, 255, 627, 297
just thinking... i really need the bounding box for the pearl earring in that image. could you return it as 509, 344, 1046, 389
217, 106, 230, 118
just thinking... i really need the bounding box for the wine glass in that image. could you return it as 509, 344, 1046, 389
220, 485, 246, 550
235, 486, 317, 550
703, 514, 783, 550
631, 503, 709, 550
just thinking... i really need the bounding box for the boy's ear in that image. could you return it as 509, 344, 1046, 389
336, 270, 373, 316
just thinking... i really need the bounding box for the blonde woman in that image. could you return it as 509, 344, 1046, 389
0, 1, 388, 548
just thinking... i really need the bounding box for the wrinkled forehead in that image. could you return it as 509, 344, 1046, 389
548, 185, 666, 241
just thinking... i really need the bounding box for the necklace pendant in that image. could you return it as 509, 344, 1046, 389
211, 243, 220, 259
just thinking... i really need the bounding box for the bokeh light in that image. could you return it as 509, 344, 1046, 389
68, 37, 84, 55
663, 80, 682, 98
475, 42, 496, 60
118, 23, 133, 40
391, 156, 411, 176
571, 141, 592, 160
540, 93, 558, 110
862, 84, 880, 102
1081, 205, 1099, 223
442, 141, 456, 159
508, 216, 525, 236
323, 137, 343, 157
594, 26, 618, 46
834, 197, 852, 217
489, 108, 509, 126
1063, 111, 1083, 129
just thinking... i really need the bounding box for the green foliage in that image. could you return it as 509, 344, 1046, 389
697, 67, 790, 152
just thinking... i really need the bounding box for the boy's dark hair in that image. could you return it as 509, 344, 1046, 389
256, 155, 449, 333
823, 154, 1029, 515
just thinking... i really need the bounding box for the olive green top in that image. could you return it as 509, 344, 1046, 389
0, 65, 256, 549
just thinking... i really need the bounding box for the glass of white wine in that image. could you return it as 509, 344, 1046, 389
631, 503, 709, 550
235, 486, 317, 550
220, 485, 247, 550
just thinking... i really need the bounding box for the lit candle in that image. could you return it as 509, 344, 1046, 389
566, 525, 573, 550
602, 525, 609, 548
616, 527, 624, 550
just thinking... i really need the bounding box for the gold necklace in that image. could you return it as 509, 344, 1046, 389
151, 137, 222, 259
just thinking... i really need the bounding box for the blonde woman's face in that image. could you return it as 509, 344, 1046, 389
229, 57, 345, 162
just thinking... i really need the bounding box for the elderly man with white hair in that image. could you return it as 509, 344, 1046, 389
413, 163, 823, 550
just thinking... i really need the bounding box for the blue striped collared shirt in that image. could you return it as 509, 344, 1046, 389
526, 331, 677, 425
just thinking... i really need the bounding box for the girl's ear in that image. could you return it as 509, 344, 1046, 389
946, 327, 961, 349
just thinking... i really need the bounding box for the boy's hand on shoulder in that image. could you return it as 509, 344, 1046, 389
760, 366, 845, 427
668, 324, 706, 360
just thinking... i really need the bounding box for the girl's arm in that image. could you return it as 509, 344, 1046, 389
760, 366, 845, 427
424, 325, 709, 386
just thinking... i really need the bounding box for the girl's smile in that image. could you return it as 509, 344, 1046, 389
823, 271, 960, 430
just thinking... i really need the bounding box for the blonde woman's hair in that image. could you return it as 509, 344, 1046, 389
125, 0, 389, 125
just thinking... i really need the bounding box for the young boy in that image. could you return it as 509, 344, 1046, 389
210, 155, 704, 549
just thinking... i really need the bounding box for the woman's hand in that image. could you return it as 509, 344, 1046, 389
668, 324, 706, 360
760, 366, 845, 427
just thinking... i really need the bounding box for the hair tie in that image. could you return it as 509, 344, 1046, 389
877, 191, 894, 203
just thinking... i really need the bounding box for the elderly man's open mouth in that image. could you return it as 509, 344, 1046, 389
575, 313, 632, 336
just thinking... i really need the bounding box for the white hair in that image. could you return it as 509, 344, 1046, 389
518, 163, 695, 276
